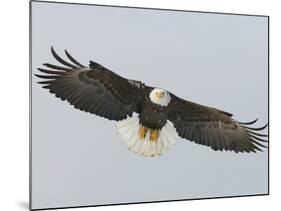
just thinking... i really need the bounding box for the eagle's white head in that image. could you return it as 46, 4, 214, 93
149, 88, 171, 107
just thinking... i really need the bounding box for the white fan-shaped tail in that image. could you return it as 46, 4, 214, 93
116, 115, 179, 157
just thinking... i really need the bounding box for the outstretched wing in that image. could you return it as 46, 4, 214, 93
167, 94, 268, 153
35, 47, 147, 120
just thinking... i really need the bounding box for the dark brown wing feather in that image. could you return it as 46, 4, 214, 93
167, 94, 268, 153
35, 47, 146, 120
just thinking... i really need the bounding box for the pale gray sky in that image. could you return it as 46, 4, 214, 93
31, 1, 268, 210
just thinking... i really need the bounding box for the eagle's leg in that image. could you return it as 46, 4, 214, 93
150, 129, 159, 141
139, 125, 148, 139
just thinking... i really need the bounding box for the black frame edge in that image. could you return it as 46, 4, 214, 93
31, 193, 269, 211
29, 0, 33, 210
30, 0, 269, 18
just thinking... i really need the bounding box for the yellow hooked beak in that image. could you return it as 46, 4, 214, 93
156, 91, 165, 99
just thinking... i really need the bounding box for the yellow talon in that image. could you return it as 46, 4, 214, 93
150, 129, 159, 141
139, 125, 148, 139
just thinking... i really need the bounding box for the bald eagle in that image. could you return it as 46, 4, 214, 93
35, 47, 268, 157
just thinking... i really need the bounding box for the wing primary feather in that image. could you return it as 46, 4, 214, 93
37, 68, 65, 75
243, 123, 268, 131
76, 87, 98, 111
37, 80, 56, 84
246, 130, 268, 137
85, 90, 104, 112
34, 74, 60, 79
209, 125, 219, 150
204, 127, 211, 147
249, 134, 268, 142
89, 60, 104, 69
52, 83, 82, 100
66, 83, 88, 103
51, 47, 78, 69
213, 124, 223, 151
218, 121, 229, 150
226, 134, 234, 150
85, 93, 101, 112
49, 80, 81, 95
193, 128, 201, 144
250, 139, 267, 149
229, 130, 244, 151
198, 126, 206, 145
64, 50, 86, 68
44, 79, 77, 90
207, 129, 214, 147
237, 135, 252, 152
43, 76, 78, 88
181, 124, 188, 140
98, 95, 112, 117
228, 136, 236, 153
43, 63, 72, 71
237, 118, 258, 125
93, 96, 108, 115
234, 134, 251, 153
188, 124, 196, 142
70, 86, 92, 105
226, 133, 240, 152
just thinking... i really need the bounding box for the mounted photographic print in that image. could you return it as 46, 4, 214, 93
30, 1, 269, 210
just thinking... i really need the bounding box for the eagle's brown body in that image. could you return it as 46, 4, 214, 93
139, 101, 169, 129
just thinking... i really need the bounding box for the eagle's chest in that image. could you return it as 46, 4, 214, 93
139, 103, 168, 129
